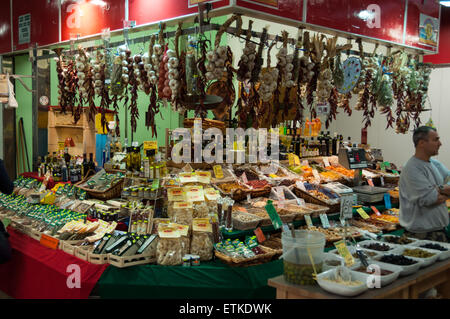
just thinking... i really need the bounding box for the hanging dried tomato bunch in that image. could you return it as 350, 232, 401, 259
55, 48, 69, 113
146, 34, 162, 137
125, 49, 139, 133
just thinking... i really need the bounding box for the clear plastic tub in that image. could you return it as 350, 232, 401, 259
281, 230, 326, 285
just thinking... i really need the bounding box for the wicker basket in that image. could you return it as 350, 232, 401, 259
292, 187, 340, 213
214, 245, 277, 267
76, 178, 124, 200
232, 211, 263, 230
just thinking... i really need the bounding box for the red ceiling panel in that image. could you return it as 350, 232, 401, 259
12, 0, 59, 51
129, 0, 231, 27
306, 0, 350, 31
0, 0, 11, 54
61, 0, 125, 41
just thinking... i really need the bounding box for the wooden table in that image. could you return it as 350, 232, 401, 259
268, 259, 450, 299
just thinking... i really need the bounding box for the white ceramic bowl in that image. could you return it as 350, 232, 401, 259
375, 253, 423, 276
350, 261, 402, 287
391, 245, 440, 268
316, 268, 368, 297
409, 240, 450, 261
381, 235, 418, 246
358, 239, 398, 255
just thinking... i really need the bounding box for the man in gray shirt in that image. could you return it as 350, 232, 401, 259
399, 126, 450, 242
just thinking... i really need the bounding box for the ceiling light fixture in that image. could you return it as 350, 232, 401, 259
439, 1, 450, 7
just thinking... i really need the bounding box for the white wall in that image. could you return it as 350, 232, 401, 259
227, 17, 450, 170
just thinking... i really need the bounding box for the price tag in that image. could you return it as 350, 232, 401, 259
213, 165, 224, 179
241, 172, 249, 184
356, 208, 370, 219
367, 178, 374, 187
304, 215, 313, 228
294, 155, 301, 166
301, 160, 309, 166
340, 194, 354, 220
371, 206, 382, 216
384, 193, 392, 209
40, 234, 59, 250
143, 141, 158, 151
334, 240, 354, 267
296, 181, 306, 191
323, 157, 330, 167
265, 200, 283, 230
319, 213, 331, 228
253, 227, 266, 243
380, 176, 385, 186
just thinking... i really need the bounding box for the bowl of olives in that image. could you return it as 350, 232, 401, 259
409, 240, 450, 261
377, 254, 423, 276
391, 245, 439, 267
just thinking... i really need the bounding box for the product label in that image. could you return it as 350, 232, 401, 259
367, 178, 374, 187
323, 157, 330, 167
253, 227, 266, 243
293, 155, 301, 166
168, 188, 186, 202
213, 165, 224, 179
169, 223, 189, 236
334, 240, 354, 267
319, 213, 331, 228
204, 188, 220, 201
184, 186, 205, 202
173, 201, 193, 209
196, 171, 211, 184
158, 226, 181, 238
356, 208, 370, 219
179, 172, 198, 184
192, 218, 212, 232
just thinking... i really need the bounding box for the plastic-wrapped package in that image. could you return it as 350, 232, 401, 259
156, 226, 183, 266
190, 218, 214, 261
193, 202, 209, 218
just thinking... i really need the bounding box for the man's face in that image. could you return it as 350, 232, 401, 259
420, 130, 441, 156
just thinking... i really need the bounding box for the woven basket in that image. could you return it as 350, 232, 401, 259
76, 178, 124, 200
232, 211, 263, 230
292, 187, 340, 213
214, 245, 277, 267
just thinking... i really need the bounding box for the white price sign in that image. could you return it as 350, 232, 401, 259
340, 194, 354, 220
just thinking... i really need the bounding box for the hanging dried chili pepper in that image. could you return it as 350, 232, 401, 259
126, 50, 139, 133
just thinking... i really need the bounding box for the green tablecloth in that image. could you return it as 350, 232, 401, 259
97, 259, 283, 299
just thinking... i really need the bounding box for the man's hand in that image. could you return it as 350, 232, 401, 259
436, 193, 448, 205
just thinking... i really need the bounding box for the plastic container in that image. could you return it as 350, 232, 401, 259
281, 230, 326, 285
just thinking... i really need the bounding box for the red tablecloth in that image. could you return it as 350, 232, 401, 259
0, 227, 108, 299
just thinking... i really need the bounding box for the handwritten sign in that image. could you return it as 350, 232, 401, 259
319, 213, 331, 228
143, 141, 158, 150
253, 227, 266, 243
356, 208, 370, 219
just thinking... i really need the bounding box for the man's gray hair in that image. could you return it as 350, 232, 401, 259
413, 126, 436, 147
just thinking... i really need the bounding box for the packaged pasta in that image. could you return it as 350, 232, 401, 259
172, 201, 193, 225
170, 223, 190, 256
190, 218, 214, 261
157, 226, 183, 266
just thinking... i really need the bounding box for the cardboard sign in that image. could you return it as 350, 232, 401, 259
334, 240, 354, 267
40, 234, 59, 250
